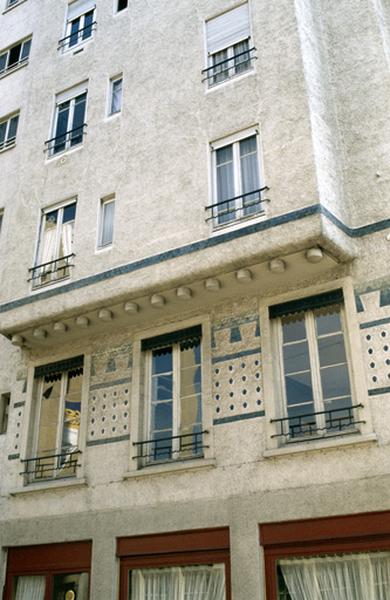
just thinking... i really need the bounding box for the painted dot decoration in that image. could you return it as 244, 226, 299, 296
229, 404, 234, 411
243, 402, 248, 408
368, 348, 373, 354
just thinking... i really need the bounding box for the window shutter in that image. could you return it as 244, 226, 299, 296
206, 4, 250, 55
67, 0, 95, 20
269, 290, 344, 320
35, 355, 84, 379
141, 326, 202, 352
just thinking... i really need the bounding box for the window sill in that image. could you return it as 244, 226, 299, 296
2, 0, 28, 13
123, 457, 216, 479
30, 275, 71, 293
0, 60, 28, 80
0, 142, 16, 154
263, 432, 377, 458
9, 476, 87, 495
205, 68, 255, 94
60, 37, 94, 56
210, 210, 267, 236
45, 143, 84, 163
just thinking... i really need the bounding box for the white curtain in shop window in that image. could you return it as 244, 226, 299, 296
14, 576, 45, 600
131, 565, 225, 600
280, 552, 390, 600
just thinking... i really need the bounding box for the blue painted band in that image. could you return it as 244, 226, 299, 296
86, 434, 130, 446
212, 347, 261, 363
368, 386, 390, 396
13, 401, 25, 408
360, 317, 390, 329
8, 454, 20, 460
1, 204, 389, 314
213, 410, 265, 425
89, 377, 131, 391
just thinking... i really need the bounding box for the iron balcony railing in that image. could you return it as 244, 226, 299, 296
58, 22, 97, 50
21, 449, 81, 484
271, 404, 365, 441
202, 47, 257, 85
0, 136, 16, 152
45, 124, 87, 155
133, 430, 209, 464
205, 186, 269, 223
28, 253, 75, 288
0, 54, 29, 77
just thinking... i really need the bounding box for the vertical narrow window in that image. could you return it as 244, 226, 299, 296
60, 1, 96, 50
48, 85, 87, 155
109, 76, 123, 115
98, 196, 115, 248
117, 0, 128, 11
0, 393, 10, 434
204, 4, 254, 87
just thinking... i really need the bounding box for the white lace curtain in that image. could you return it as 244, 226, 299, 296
14, 576, 45, 600
280, 552, 390, 600
131, 564, 225, 600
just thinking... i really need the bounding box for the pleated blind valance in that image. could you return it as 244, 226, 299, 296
141, 326, 202, 352
269, 289, 344, 319
206, 3, 250, 55
35, 355, 84, 379
67, 0, 95, 20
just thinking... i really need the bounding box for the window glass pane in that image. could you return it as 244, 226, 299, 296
54, 102, 70, 153
8, 44, 21, 66
211, 48, 229, 84
152, 349, 172, 374
83, 10, 94, 39
36, 378, 62, 457
281, 317, 306, 343
63, 202, 77, 223
58, 217, 74, 260
152, 374, 173, 402
14, 575, 46, 600
234, 38, 250, 74
320, 364, 351, 400
100, 200, 115, 246
53, 572, 89, 600
61, 370, 83, 451
282, 341, 311, 374
216, 144, 235, 223
70, 93, 87, 145
69, 17, 81, 47
285, 372, 314, 405
0, 121, 7, 145
240, 135, 260, 214
117, 0, 128, 10
110, 78, 123, 113
318, 334, 347, 367
8, 115, 19, 141
20, 39, 31, 60
315, 309, 342, 336
0, 53, 6, 73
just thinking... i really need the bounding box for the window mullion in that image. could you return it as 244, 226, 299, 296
306, 312, 325, 431
67, 98, 76, 148
173, 344, 180, 455
233, 142, 241, 219
57, 372, 67, 456
54, 208, 64, 262
33, 378, 44, 456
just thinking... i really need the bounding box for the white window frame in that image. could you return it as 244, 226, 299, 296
108, 74, 123, 116
0, 37, 31, 77
48, 83, 88, 156
97, 195, 115, 249
210, 127, 264, 228
61, 2, 96, 51
0, 111, 19, 152
114, 0, 128, 13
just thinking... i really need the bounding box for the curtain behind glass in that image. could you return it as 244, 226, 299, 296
280, 553, 390, 600
240, 135, 260, 215
14, 576, 45, 600
216, 144, 234, 224
111, 79, 123, 113
131, 565, 225, 600
101, 201, 115, 246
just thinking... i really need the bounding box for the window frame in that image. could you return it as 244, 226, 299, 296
47, 84, 88, 157
0, 36, 31, 77
108, 74, 123, 116
0, 111, 19, 153
60, 2, 96, 52
209, 127, 265, 229
97, 195, 115, 249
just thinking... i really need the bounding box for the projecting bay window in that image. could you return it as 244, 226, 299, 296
0, 37, 31, 77
22, 356, 84, 484
203, 4, 255, 87
46, 85, 87, 156
30, 201, 76, 288
134, 326, 206, 466
0, 112, 19, 152
270, 290, 362, 444
59, 0, 96, 51
207, 131, 267, 227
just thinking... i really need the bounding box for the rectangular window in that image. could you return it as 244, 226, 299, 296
118, 528, 230, 600
23, 356, 84, 483
270, 291, 360, 443
0, 393, 10, 434
116, 0, 128, 12
47, 85, 87, 155
0, 37, 31, 76
135, 326, 205, 466
109, 75, 123, 115
203, 4, 254, 86
4, 541, 91, 600
59, 0, 96, 50
30, 201, 76, 288
208, 132, 265, 227
0, 112, 19, 152
98, 196, 115, 247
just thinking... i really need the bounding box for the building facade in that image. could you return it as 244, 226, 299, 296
1, 0, 390, 598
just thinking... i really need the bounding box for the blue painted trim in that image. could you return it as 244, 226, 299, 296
354, 293, 364, 313
368, 386, 390, 396
380, 288, 390, 307
13, 401, 25, 408
8, 453, 20, 460
213, 410, 265, 425
86, 434, 130, 446
212, 347, 261, 363
1, 204, 389, 314
89, 377, 131, 391
360, 317, 390, 329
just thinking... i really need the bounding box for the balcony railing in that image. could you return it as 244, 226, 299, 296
21, 449, 81, 484
271, 404, 365, 442
45, 124, 87, 156
0, 54, 29, 77
58, 22, 97, 51
0, 136, 16, 152
133, 430, 209, 465
202, 47, 257, 85
29, 253, 75, 289
205, 187, 269, 225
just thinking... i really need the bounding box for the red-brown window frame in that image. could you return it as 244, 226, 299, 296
260, 510, 390, 600
3, 540, 92, 600
117, 527, 231, 600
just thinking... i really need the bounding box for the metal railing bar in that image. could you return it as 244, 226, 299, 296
202, 47, 257, 74
44, 124, 87, 148
58, 21, 97, 48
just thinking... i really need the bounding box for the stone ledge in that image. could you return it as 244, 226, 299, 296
9, 477, 87, 496
123, 458, 216, 479
263, 433, 377, 458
